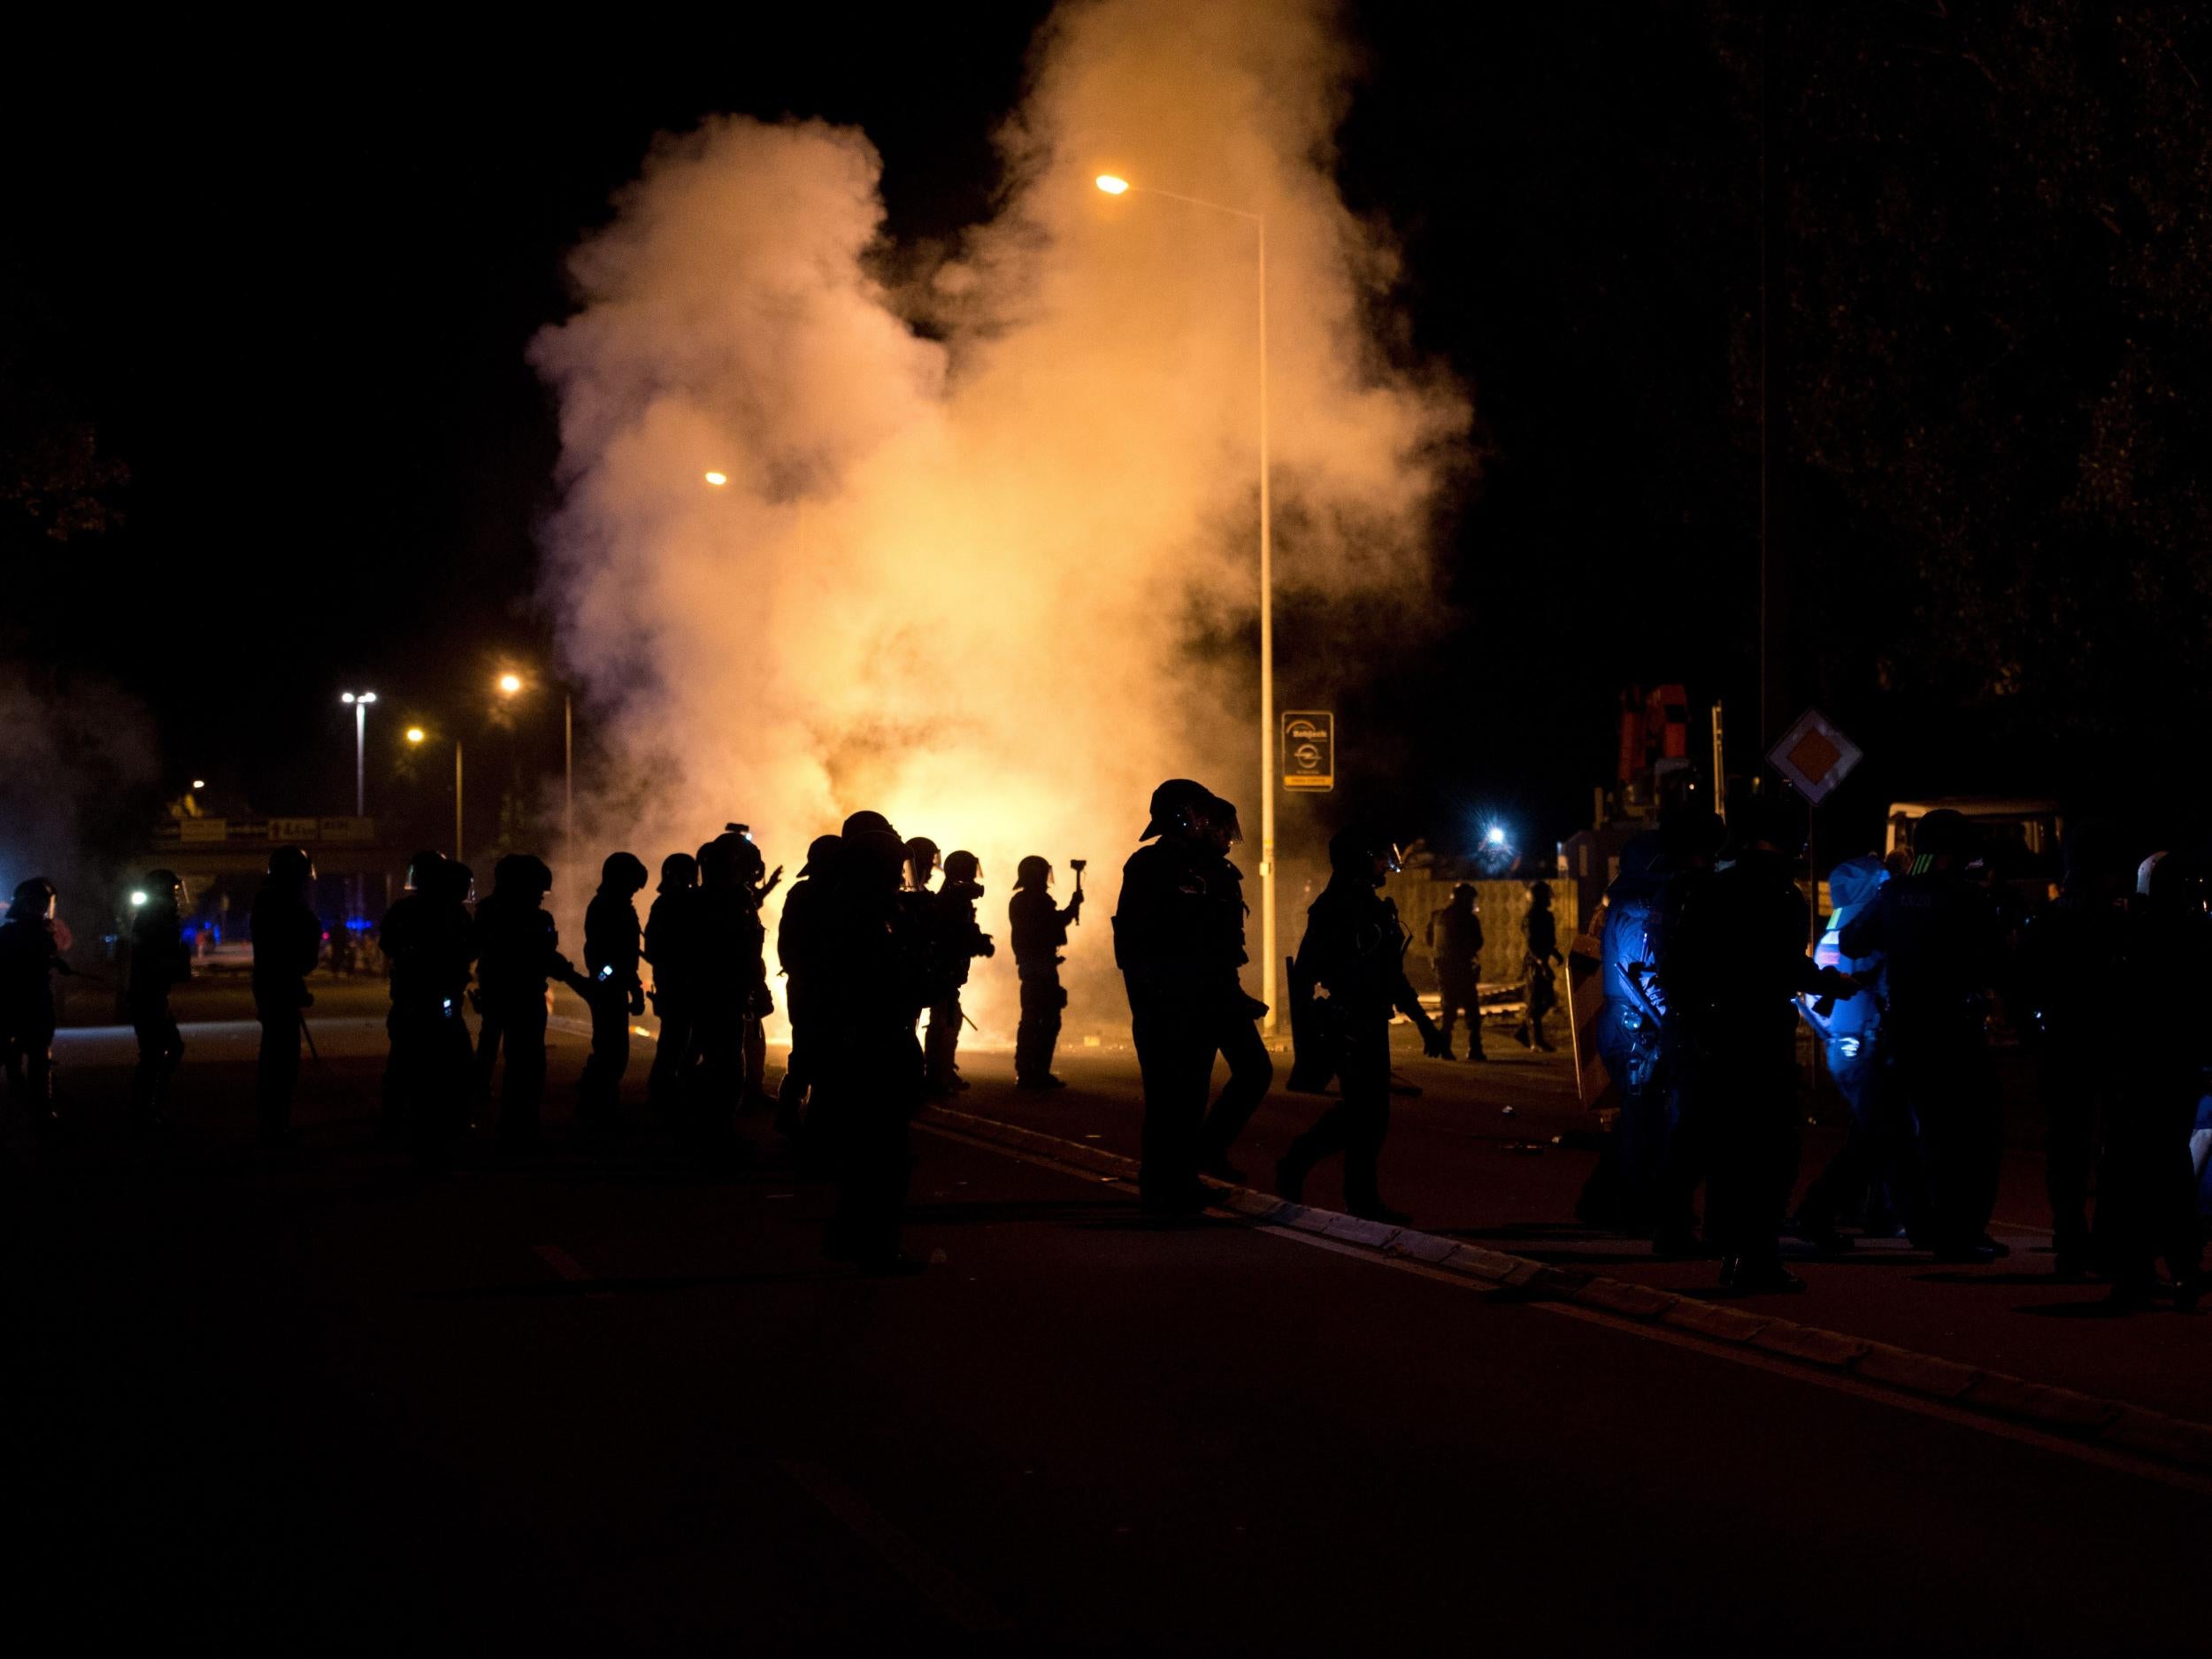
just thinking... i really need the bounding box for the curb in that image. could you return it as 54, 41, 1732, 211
919, 1103, 2212, 1480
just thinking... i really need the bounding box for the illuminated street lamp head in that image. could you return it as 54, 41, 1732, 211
190, 780, 205, 791
1095, 174, 1130, 196
703, 471, 728, 487
405, 727, 426, 745
497, 673, 523, 696
341, 690, 377, 706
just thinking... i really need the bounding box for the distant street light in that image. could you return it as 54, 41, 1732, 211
405, 724, 464, 862
496, 672, 573, 861
703, 471, 729, 487
189, 779, 206, 792
1095, 170, 1278, 1029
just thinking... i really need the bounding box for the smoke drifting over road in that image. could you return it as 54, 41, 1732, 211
531, 0, 1466, 1034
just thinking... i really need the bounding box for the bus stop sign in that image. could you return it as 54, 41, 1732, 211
1768, 708, 1863, 805
1281, 711, 1334, 792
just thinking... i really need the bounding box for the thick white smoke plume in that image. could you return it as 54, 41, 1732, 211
531, 0, 1467, 1038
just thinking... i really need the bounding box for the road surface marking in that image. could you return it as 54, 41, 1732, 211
532, 1243, 611, 1299
780, 1458, 1010, 1634
915, 1119, 2212, 1497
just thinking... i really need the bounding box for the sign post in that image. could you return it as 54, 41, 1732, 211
1769, 707, 1865, 948
1280, 711, 1334, 794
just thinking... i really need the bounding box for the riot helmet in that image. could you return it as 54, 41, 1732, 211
1016, 855, 1053, 890
268, 846, 314, 887
600, 850, 649, 894
493, 852, 553, 896
143, 868, 188, 910
1913, 809, 1976, 864
658, 852, 698, 893
403, 850, 444, 892
1141, 779, 1215, 841
425, 858, 474, 905
12, 877, 57, 918
904, 836, 941, 889
1449, 879, 1480, 906
800, 835, 842, 879
943, 849, 981, 886
841, 810, 897, 841
845, 824, 908, 891
1328, 826, 1402, 888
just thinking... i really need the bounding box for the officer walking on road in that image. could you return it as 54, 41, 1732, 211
250, 848, 322, 1148
1278, 827, 1448, 1224
579, 851, 649, 1129
644, 853, 700, 1120
818, 811, 933, 1272
380, 854, 478, 1163
474, 853, 578, 1152
1514, 881, 1563, 1050
2018, 823, 2131, 1276
1426, 882, 1486, 1061
1010, 856, 1084, 1088
1839, 809, 2008, 1262
127, 869, 192, 1130
1113, 779, 1272, 1213
0, 877, 68, 1131
1663, 798, 1858, 1293
775, 834, 841, 1139
925, 850, 994, 1095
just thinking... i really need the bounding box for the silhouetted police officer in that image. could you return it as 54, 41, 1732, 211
1647, 809, 1724, 1256
1576, 833, 1671, 1229
644, 852, 699, 1118
1279, 827, 1448, 1223
127, 869, 192, 1130
251, 848, 322, 1147
1114, 779, 1272, 1214
775, 834, 841, 1136
925, 849, 995, 1094
1663, 799, 1856, 1293
0, 877, 67, 1131
1514, 881, 1563, 1050
580, 851, 649, 1128
381, 854, 478, 1164
1426, 882, 1486, 1060
1010, 855, 1084, 1087
1839, 808, 2007, 1262
2097, 850, 2208, 1309
2019, 823, 2131, 1276
818, 812, 933, 1271
690, 832, 770, 1143
475, 854, 575, 1151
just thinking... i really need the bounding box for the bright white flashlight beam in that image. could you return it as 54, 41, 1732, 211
1486, 826, 1508, 847
130, 890, 148, 907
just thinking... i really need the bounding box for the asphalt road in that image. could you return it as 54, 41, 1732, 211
5, 996, 2207, 1654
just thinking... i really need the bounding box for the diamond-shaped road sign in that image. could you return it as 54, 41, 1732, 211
1768, 708, 1863, 805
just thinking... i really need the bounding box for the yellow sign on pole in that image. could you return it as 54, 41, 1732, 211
1281, 711, 1333, 792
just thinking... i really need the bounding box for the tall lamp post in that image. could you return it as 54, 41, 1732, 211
498, 673, 573, 860
405, 726, 465, 864
1095, 173, 1278, 1031
340, 690, 377, 924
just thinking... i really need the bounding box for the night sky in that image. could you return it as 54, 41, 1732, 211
9, 4, 2210, 863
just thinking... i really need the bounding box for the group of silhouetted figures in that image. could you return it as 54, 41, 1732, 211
1572, 800, 2208, 1308
5, 783, 2200, 1298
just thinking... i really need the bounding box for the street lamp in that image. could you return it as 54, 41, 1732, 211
497, 672, 572, 859
339, 691, 378, 815
1095, 171, 1279, 1030
703, 471, 729, 487
406, 725, 465, 863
